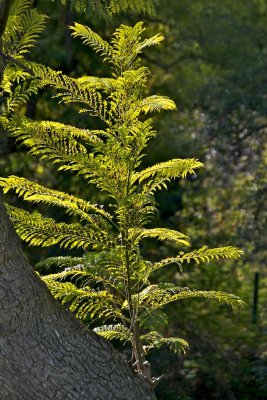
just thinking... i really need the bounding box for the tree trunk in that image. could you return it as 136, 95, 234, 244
0, 190, 156, 400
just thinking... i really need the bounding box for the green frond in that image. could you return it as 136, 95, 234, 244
141, 331, 189, 355
125, 118, 156, 153
42, 269, 92, 288
55, 86, 108, 120
7, 118, 113, 185
137, 33, 164, 51
53, 0, 158, 18
6, 118, 130, 195
6, 205, 111, 250
109, 0, 158, 16
116, 193, 157, 229
1, 66, 31, 94
26, 119, 102, 146
3, 0, 31, 42
43, 266, 115, 290
82, 248, 127, 285
153, 246, 244, 271
0, 175, 112, 225
7, 118, 110, 173
132, 158, 204, 194
42, 268, 86, 281
107, 68, 150, 120
139, 95, 176, 114
93, 324, 131, 342
8, 117, 88, 158
138, 284, 245, 312
77, 76, 116, 92
0, 63, 44, 118
43, 279, 123, 320
134, 227, 190, 247
36, 256, 83, 270
70, 23, 113, 60
42, 248, 128, 290
3, 3, 46, 58
111, 22, 145, 70
29, 62, 71, 89
27, 63, 110, 121
9, 0, 30, 16
2, 79, 44, 115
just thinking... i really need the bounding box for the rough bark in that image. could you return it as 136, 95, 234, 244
0, 190, 156, 400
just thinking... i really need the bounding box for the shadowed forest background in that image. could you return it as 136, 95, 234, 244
1, 0, 266, 399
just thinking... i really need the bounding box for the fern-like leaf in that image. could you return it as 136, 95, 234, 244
82, 249, 127, 287
6, 205, 111, 250
137, 284, 244, 312
54, 0, 158, 18
77, 75, 116, 92
1, 66, 30, 94
141, 331, 189, 355
137, 33, 164, 51
132, 227, 190, 247
132, 158, 203, 194
3, 3, 46, 58
43, 279, 123, 320
27, 63, 110, 121
41, 247, 128, 290
109, 0, 158, 16
110, 22, 146, 71
93, 324, 131, 342
0, 175, 112, 225
42, 269, 91, 287
70, 23, 113, 60
3, 79, 45, 115
8, 117, 89, 158
36, 256, 83, 271
152, 246, 244, 272
139, 95, 176, 114
7, 118, 111, 187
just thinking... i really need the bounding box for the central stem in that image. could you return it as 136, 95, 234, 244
122, 162, 145, 374
123, 167, 133, 321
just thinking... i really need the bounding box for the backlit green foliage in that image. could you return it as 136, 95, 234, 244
0, 0, 46, 116
3, 0, 47, 58
53, 0, 159, 18
0, 9, 244, 383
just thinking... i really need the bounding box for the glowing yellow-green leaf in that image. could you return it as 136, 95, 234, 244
141, 331, 189, 355
139, 95, 176, 114
137, 284, 245, 312
94, 324, 131, 342
0, 175, 112, 224
152, 246, 244, 272
133, 227, 190, 247
70, 23, 113, 59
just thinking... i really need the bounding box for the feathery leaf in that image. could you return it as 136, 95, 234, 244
94, 324, 131, 342
141, 331, 189, 355
137, 284, 245, 312
152, 246, 245, 272
43, 279, 123, 320
6, 205, 111, 250
133, 227, 190, 247
133, 158, 203, 194
0, 175, 112, 225
70, 23, 113, 60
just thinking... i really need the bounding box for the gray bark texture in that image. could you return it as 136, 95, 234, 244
0, 190, 156, 400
